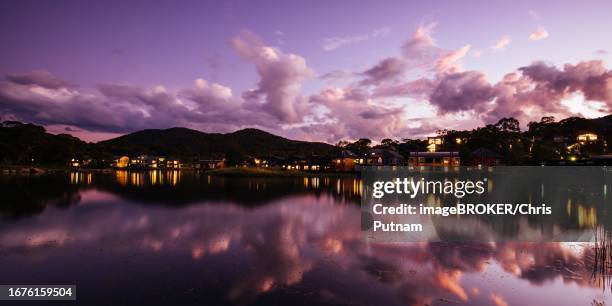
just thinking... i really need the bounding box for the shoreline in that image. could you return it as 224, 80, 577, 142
0, 166, 358, 177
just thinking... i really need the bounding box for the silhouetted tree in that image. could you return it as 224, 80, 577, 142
346, 138, 372, 155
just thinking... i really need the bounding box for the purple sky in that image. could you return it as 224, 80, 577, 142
1, 0, 611, 142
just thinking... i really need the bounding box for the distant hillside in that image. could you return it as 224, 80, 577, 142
592, 114, 612, 130
96, 127, 334, 158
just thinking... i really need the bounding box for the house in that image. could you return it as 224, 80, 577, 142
195, 158, 225, 170
427, 137, 444, 152
125, 155, 170, 169
165, 159, 181, 169
470, 148, 503, 166
409, 152, 460, 167
280, 155, 305, 170
248, 157, 268, 167
113, 156, 130, 168
367, 149, 405, 166
68, 157, 94, 168
331, 150, 357, 171
146, 156, 166, 168
282, 155, 326, 171
69, 158, 81, 168
141, 155, 165, 168
567, 132, 604, 155
577, 133, 598, 142
301, 155, 326, 171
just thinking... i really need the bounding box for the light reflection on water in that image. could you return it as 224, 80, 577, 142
0, 171, 610, 306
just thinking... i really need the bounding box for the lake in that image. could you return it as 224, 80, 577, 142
0, 171, 610, 305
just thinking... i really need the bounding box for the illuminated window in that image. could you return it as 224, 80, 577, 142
428, 137, 443, 145
577, 133, 598, 142
427, 143, 436, 152
116, 156, 130, 168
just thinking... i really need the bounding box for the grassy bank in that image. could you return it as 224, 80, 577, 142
0, 165, 358, 177
0, 165, 70, 175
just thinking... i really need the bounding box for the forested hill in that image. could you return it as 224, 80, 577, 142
96, 127, 334, 158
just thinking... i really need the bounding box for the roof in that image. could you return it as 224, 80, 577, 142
409, 152, 459, 158
370, 148, 404, 159
338, 149, 356, 158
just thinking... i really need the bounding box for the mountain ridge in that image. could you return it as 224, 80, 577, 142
96, 127, 334, 158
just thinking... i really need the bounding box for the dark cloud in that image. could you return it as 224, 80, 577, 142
519, 60, 612, 105
387, 60, 612, 125
6, 70, 73, 90
0, 79, 148, 133
483, 60, 612, 123
0, 31, 318, 137
0, 72, 273, 135
359, 57, 407, 86
429, 71, 495, 114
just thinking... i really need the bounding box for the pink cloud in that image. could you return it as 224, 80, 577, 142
529, 27, 549, 41
230, 30, 314, 123
435, 44, 471, 73
401, 23, 443, 68
429, 70, 494, 114
2, 26, 611, 144
492, 36, 511, 51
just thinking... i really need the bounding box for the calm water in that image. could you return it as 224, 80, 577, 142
0, 171, 610, 305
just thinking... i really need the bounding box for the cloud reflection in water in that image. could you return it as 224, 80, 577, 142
0, 176, 609, 305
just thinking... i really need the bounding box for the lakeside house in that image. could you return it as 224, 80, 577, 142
78, 130, 608, 171
69, 158, 82, 168
110, 155, 182, 169
332, 149, 357, 171
165, 159, 181, 169
193, 159, 225, 170
427, 136, 444, 152
280, 155, 326, 171
366, 149, 405, 166
408, 152, 460, 167
566, 132, 606, 156
113, 156, 130, 168
132, 155, 166, 168
577, 133, 598, 142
